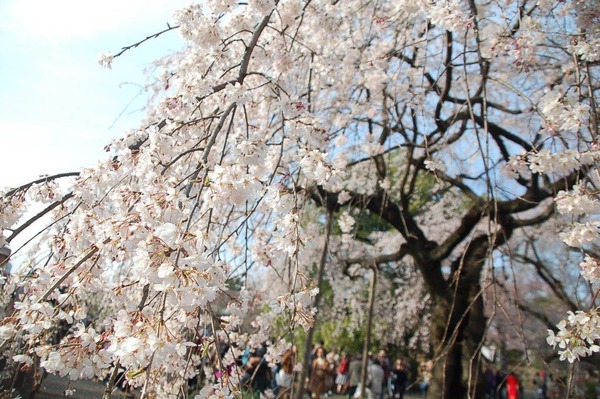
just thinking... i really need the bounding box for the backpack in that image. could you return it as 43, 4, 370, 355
338, 358, 349, 374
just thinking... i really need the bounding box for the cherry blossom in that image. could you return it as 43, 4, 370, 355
1, 0, 600, 397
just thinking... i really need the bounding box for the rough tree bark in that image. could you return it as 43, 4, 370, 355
423, 233, 500, 399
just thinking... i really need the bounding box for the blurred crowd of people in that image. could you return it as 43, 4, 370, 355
226, 340, 416, 399
484, 366, 524, 399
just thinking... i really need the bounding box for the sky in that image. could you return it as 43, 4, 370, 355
0, 0, 188, 189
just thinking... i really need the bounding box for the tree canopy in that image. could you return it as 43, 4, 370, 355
1, 0, 599, 398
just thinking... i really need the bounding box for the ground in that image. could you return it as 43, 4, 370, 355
29, 375, 540, 399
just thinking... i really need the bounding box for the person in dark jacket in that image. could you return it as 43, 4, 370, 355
241, 349, 273, 399
390, 359, 408, 399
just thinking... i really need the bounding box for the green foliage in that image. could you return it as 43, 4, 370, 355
320, 278, 335, 307
226, 275, 245, 291
584, 379, 598, 399
383, 149, 444, 215
271, 311, 368, 355
314, 317, 367, 354
408, 170, 439, 215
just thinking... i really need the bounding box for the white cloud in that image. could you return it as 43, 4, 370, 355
3, 0, 187, 42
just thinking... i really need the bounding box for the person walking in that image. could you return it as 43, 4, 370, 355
326, 348, 339, 395
418, 361, 432, 399
241, 350, 274, 399
336, 352, 350, 394
538, 370, 548, 399
347, 353, 362, 399
276, 349, 295, 399
390, 359, 408, 399
484, 366, 496, 399
377, 351, 390, 399
496, 369, 508, 399
506, 372, 520, 399
367, 358, 385, 399
309, 347, 330, 399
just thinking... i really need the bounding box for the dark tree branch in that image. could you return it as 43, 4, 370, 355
509, 203, 555, 228
512, 251, 579, 311
112, 23, 180, 60
7, 193, 74, 244
472, 115, 534, 153
344, 245, 409, 267
430, 204, 485, 262
4, 172, 80, 198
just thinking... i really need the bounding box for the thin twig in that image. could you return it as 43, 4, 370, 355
112, 24, 180, 60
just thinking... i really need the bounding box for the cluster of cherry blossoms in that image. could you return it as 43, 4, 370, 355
517, 2, 600, 362
3, 0, 600, 396
495, 171, 600, 363
503, 147, 600, 179
542, 182, 600, 362
1, 0, 338, 394
546, 309, 600, 363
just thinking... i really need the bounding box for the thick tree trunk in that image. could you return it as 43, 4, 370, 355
429, 293, 463, 399
421, 250, 488, 399
428, 291, 486, 399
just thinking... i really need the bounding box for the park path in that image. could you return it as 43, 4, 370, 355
34, 377, 425, 399
33, 376, 534, 399
34, 374, 133, 399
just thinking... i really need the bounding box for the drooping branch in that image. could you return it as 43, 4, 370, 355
195, 12, 274, 103
3, 172, 80, 198
7, 192, 74, 244
239, 13, 272, 80
36, 243, 102, 303
496, 278, 557, 330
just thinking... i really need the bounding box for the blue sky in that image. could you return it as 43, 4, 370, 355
0, 0, 187, 188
